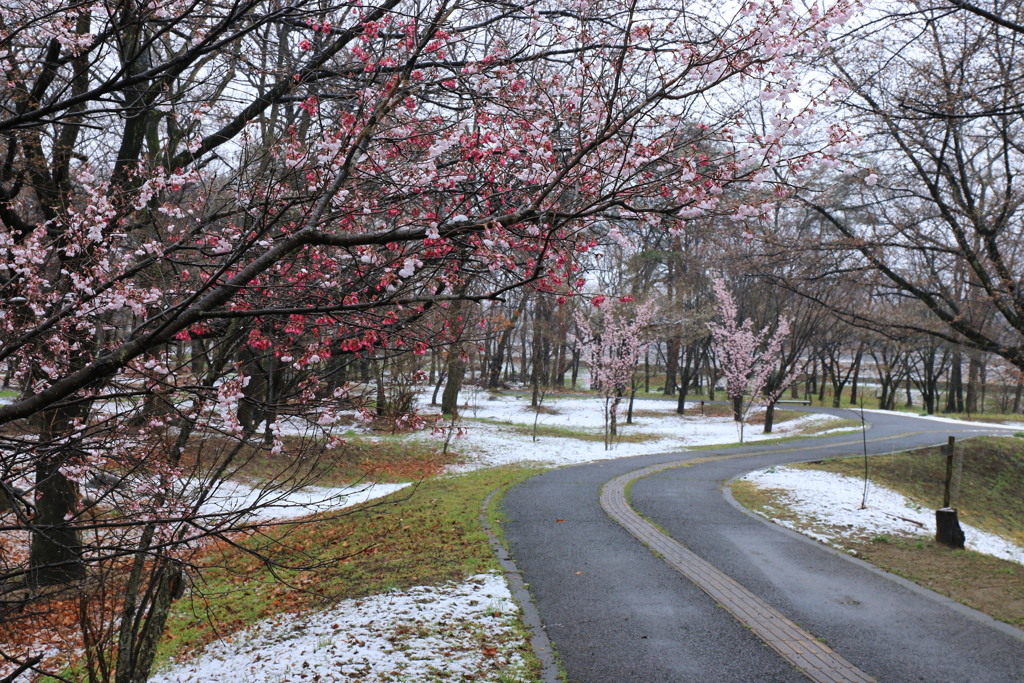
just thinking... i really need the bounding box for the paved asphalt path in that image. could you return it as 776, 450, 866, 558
500, 408, 1024, 682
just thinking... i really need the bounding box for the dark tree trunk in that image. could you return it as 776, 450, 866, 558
707, 354, 719, 401
818, 357, 828, 404
963, 357, 976, 408
664, 336, 680, 395
676, 346, 695, 415
190, 339, 207, 377
375, 357, 387, 416
945, 350, 963, 414
979, 359, 988, 413
850, 354, 862, 405
553, 343, 567, 388
644, 349, 650, 394
30, 458, 84, 585
431, 371, 446, 406
519, 321, 528, 386
763, 401, 776, 434
115, 556, 184, 683
441, 353, 465, 415
30, 405, 89, 585
923, 384, 936, 415
924, 379, 937, 415
538, 335, 551, 388
529, 319, 544, 407
239, 346, 269, 432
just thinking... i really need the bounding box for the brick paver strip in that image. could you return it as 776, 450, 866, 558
600, 460, 876, 683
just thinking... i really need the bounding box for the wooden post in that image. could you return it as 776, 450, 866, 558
942, 436, 955, 508
937, 436, 965, 548
951, 442, 963, 508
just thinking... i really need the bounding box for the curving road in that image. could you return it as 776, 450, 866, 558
500, 409, 1024, 682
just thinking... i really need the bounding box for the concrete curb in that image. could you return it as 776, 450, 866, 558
481, 488, 561, 683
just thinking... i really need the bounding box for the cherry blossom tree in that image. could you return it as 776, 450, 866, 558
708, 279, 796, 442
575, 296, 656, 448
0, 0, 858, 678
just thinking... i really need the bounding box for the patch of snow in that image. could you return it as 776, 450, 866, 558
860, 408, 1024, 431
740, 466, 1024, 565
196, 481, 411, 523
443, 394, 847, 470
149, 573, 522, 682
0, 645, 63, 682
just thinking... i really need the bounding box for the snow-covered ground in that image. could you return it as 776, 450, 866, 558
197, 480, 411, 523
444, 393, 845, 469
861, 407, 1024, 431
740, 466, 1024, 565
150, 574, 523, 683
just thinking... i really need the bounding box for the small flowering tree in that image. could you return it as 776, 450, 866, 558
707, 279, 796, 442
575, 297, 657, 449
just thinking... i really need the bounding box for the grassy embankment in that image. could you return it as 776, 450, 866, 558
25, 432, 543, 682
150, 457, 544, 677
732, 436, 1024, 627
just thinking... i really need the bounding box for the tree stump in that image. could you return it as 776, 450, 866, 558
935, 507, 965, 549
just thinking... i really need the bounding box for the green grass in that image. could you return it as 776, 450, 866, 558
153, 466, 544, 669
922, 411, 1024, 424
795, 436, 1024, 545
799, 417, 861, 435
